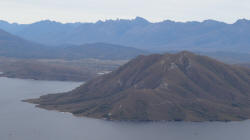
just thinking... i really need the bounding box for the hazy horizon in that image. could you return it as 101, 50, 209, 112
0, 16, 250, 25
1, 0, 250, 24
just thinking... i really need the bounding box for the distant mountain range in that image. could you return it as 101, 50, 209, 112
0, 29, 48, 58
0, 29, 146, 60
26, 52, 250, 121
1, 17, 250, 52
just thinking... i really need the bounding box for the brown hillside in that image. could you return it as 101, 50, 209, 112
26, 51, 250, 121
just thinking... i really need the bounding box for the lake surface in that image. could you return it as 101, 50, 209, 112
1, 77, 250, 140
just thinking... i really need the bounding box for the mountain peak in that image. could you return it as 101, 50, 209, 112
133, 16, 149, 23
34, 20, 60, 25
202, 19, 226, 25
234, 19, 250, 25
176, 50, 195, 56
27, 52, 250, 122
0, 20, 9, 24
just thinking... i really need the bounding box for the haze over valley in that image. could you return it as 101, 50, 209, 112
1, 0, 250, 139
1, 18, 250, 81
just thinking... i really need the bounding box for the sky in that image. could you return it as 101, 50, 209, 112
0, 0, 250, 24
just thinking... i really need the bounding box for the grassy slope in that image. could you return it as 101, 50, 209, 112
26, 52, 250, 121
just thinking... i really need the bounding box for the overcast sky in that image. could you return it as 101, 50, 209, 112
1, 0, 250, 24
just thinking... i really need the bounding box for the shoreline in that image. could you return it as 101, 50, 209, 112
0, 75, 86, 82
23, 99, 246, 123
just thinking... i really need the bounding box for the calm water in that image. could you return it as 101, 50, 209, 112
1, 77, 250, 140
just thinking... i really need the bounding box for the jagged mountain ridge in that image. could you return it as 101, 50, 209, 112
26, 51, 250, 121
1, 17, 250, 52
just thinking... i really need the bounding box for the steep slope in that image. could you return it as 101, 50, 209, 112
0, 20, 26, 33
26, 51, 250, 121
0, 29, 146, 60
0, 29, 49, 58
